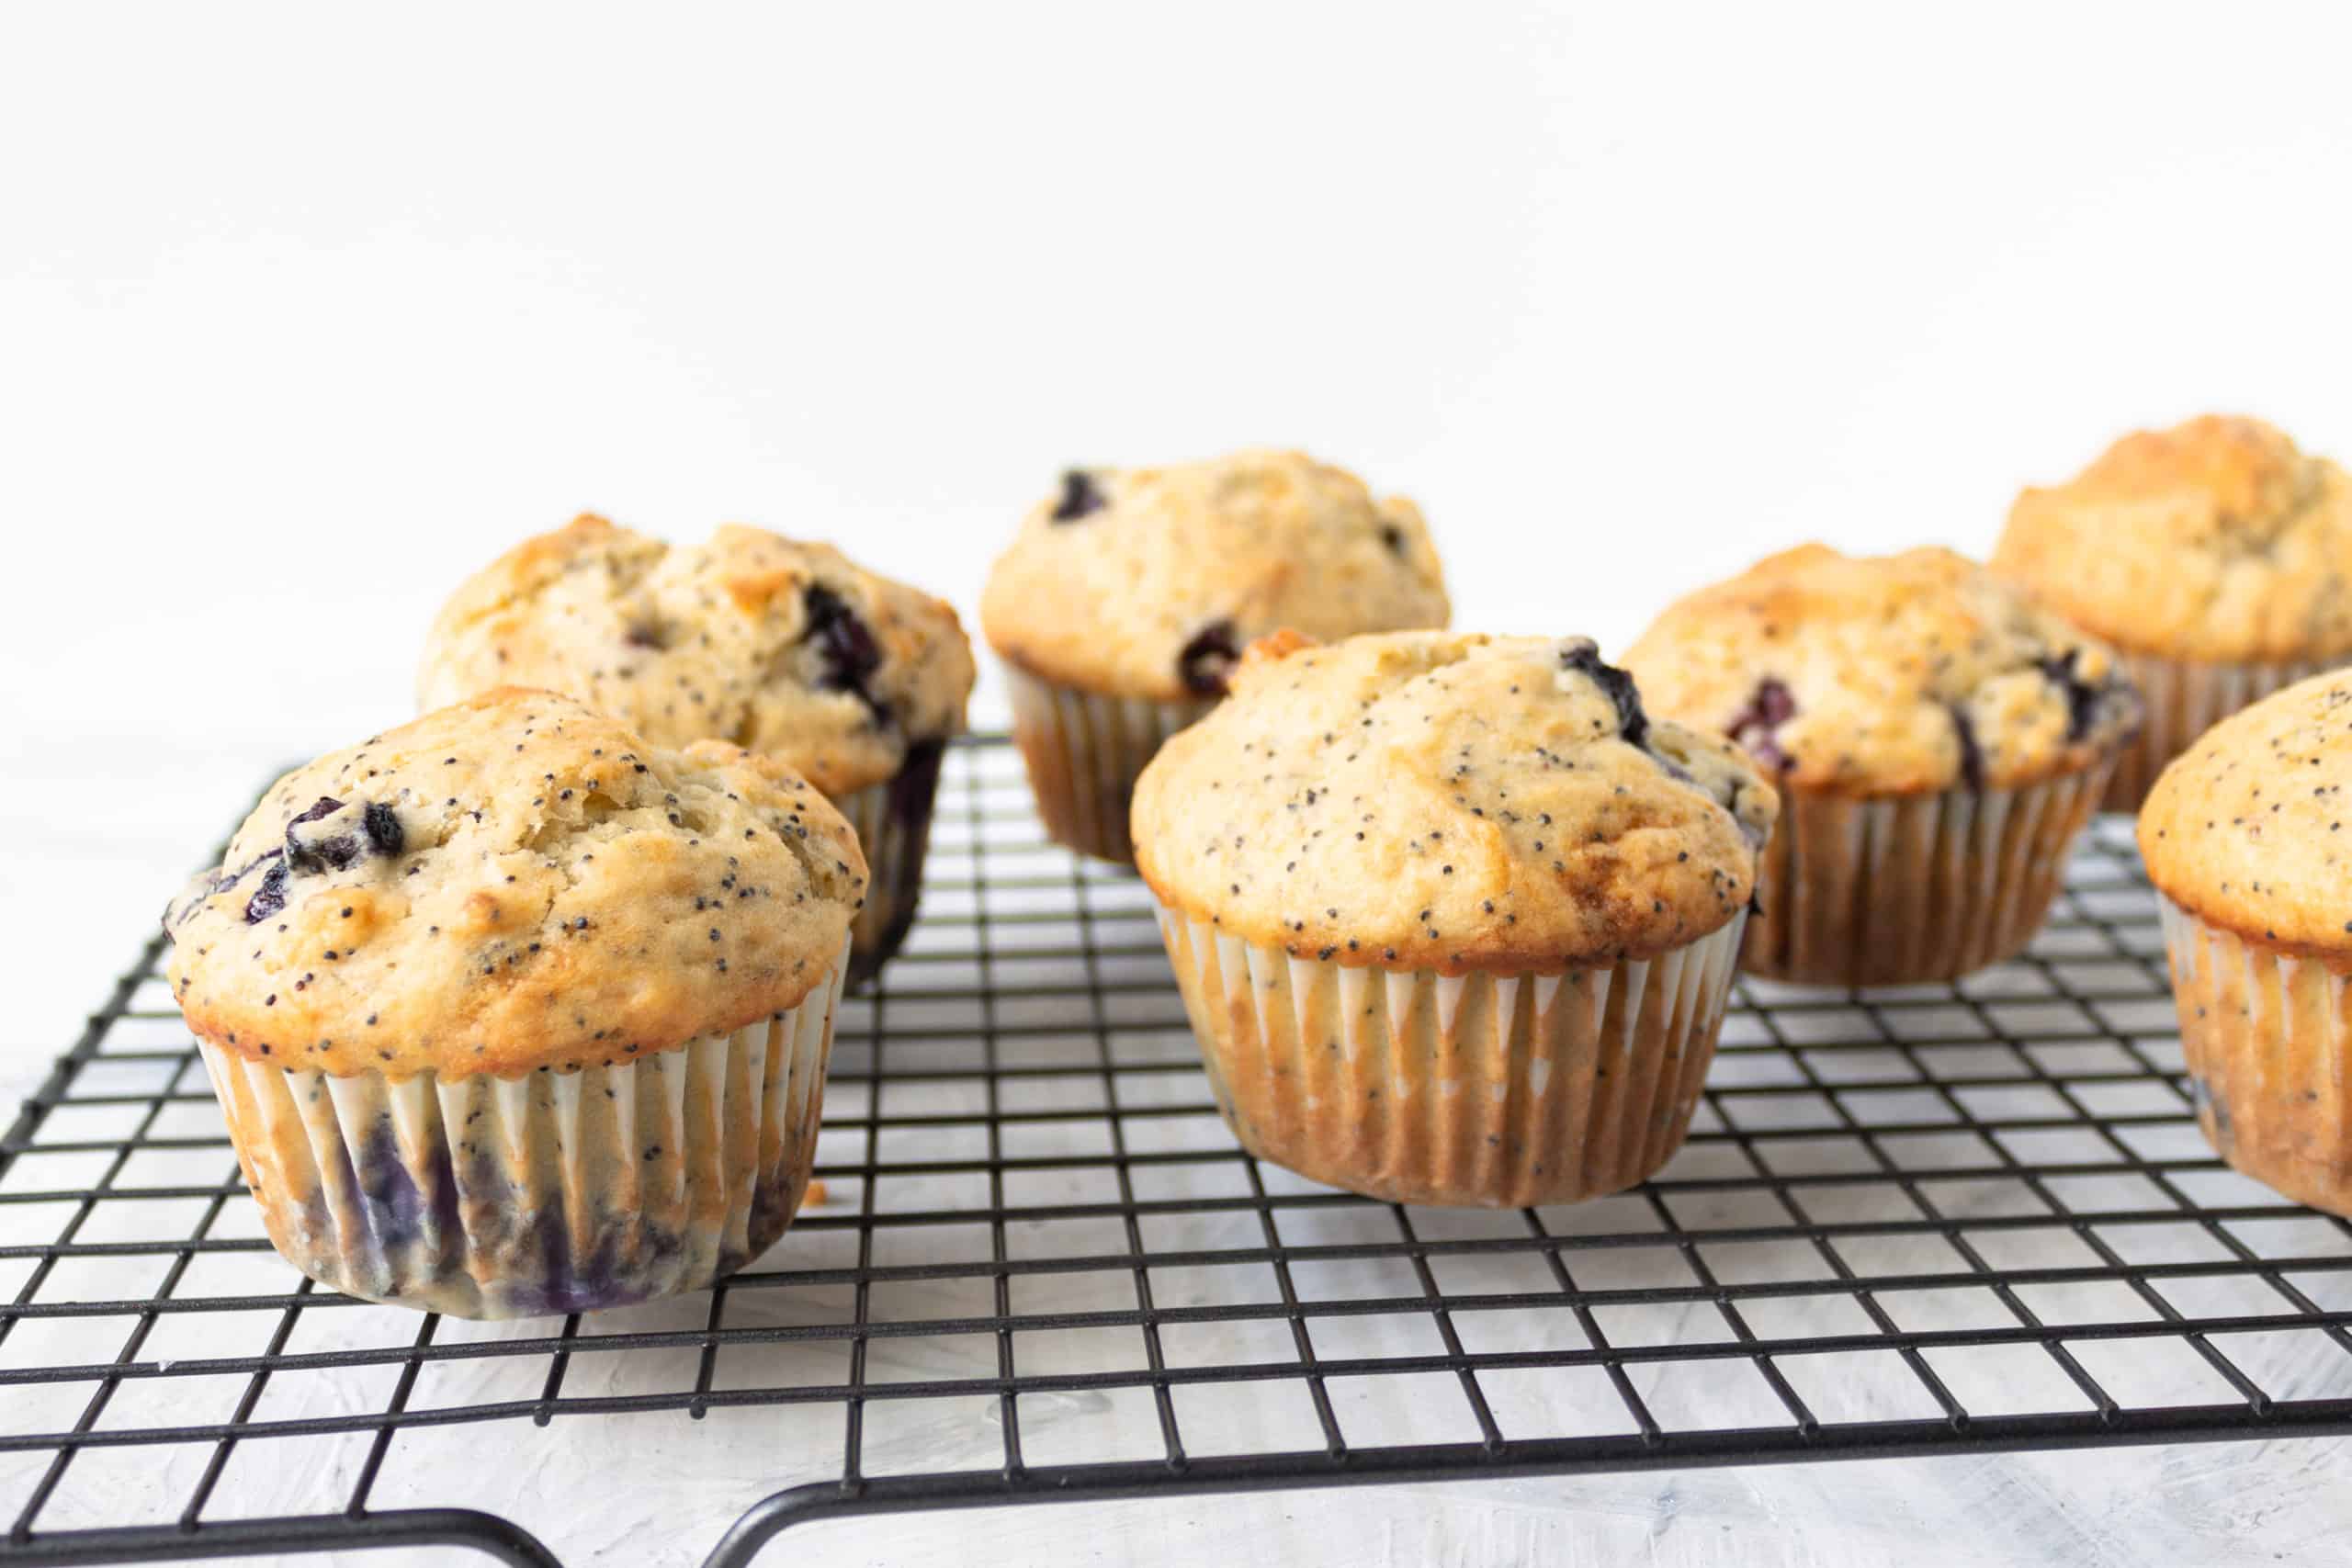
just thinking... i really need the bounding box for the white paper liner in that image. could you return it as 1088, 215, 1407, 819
196, 952, 846, 1318
2158, 897, 2352, 1216
1150, 906, 1747, 1206
2106, 649, 2342, 810
1002, 663, 1218, 865
1745, 759, 2115, 987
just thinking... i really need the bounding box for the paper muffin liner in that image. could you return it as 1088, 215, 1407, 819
2158, 898, 2352, 1216
1744, 757, 2116, 987
1003, 664, 1218, 866
1150, 905, 1747, 1207
2104, 649, 2341, 811
831, 738, 947, 987
196, 952, 847, 1319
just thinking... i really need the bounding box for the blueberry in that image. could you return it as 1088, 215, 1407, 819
363, 802, 404, 857
624, 622, 668, 650
1380, 524, 1407, 555
287, 796, 366, 872
186, 846, 274, 918
1557, 637, 1648, 749
1726, 677, 1797, 772
802, 584, 891, 726
1050, 469, 1106, 523
1178, 620, 1240, 697
166, 846, 279, 934
2036, 649, 2104, 743
244, 859, 290, 924
291, 795, 344, 826
1949, 705, 1985, 792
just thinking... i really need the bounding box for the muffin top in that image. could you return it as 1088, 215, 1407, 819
1623, 545, 2142, 796
980, 449, 1450, 701
164, 688, 868, 1080
1131, 631, 1776, 973
416, 515, 976, 796
2140, 670, 2352, 956
1993, 414, 2352, 664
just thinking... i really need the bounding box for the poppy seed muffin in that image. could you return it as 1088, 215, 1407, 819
164, 688, 867, 1317
416, 514, 974, 986
1625, 545, 2141, 985
981, 449, 1450, 863
2143, 670, 2352, 1215
1995, 414, 2352, 807
1131, 630, 1775, 1207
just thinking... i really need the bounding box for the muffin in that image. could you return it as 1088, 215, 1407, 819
162, 688, 867, 1317
1994, 414, 2352, 809
1131, 630, 1775, 1207
416, 515, 973, 987
1625, 545, 2142, 987
2143, 671, 2352, 1216
981, 449, 1450, 864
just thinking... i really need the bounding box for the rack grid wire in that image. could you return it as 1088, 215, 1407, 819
7, 734, 2352, 1567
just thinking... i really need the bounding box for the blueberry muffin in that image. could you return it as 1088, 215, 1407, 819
1130, 630, 1775, 1206
163, 688, 867, 1317
981, 449, 1450, 864
416, 515, 973, 985
2143, 671, 2352, 1215
1625, 545, 2141, 986
1995, 414, 2352, 808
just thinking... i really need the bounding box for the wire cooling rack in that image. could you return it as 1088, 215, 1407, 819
8, 735, 2352, 1567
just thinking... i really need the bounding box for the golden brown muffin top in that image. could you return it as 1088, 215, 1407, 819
1624, 544, 2141, 796
1994, 414, 2352, 664
1131, 630, 1776, 973
980, 448, 1450, 700
2140, 669, 2352, 957
164, 689, 867, 1079
417, 515, 975, 796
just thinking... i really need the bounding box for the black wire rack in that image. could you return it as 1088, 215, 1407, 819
7, 734, 2352, 1567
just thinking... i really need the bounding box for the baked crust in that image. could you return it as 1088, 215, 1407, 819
1625, 544, 2140, 796
1131, 631, 1775, 972
1994, 414, 2352, 665
980, 449, 1450, 700
417, 515, 974, 796
2139, 669, 2352, 959
164, 688, 867, 1078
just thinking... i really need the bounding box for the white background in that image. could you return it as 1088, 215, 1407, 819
5, 5, 2352, 1563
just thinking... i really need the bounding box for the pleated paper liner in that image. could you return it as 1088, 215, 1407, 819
1744, 757, 2115, 987
1003, 663, 1217, 866
2159, 897, 2352, 1218
1153, 907, 1747, 1207
198, 951, 847, 1319
2105, 649, 2341, 811
832, 738, 947, 987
